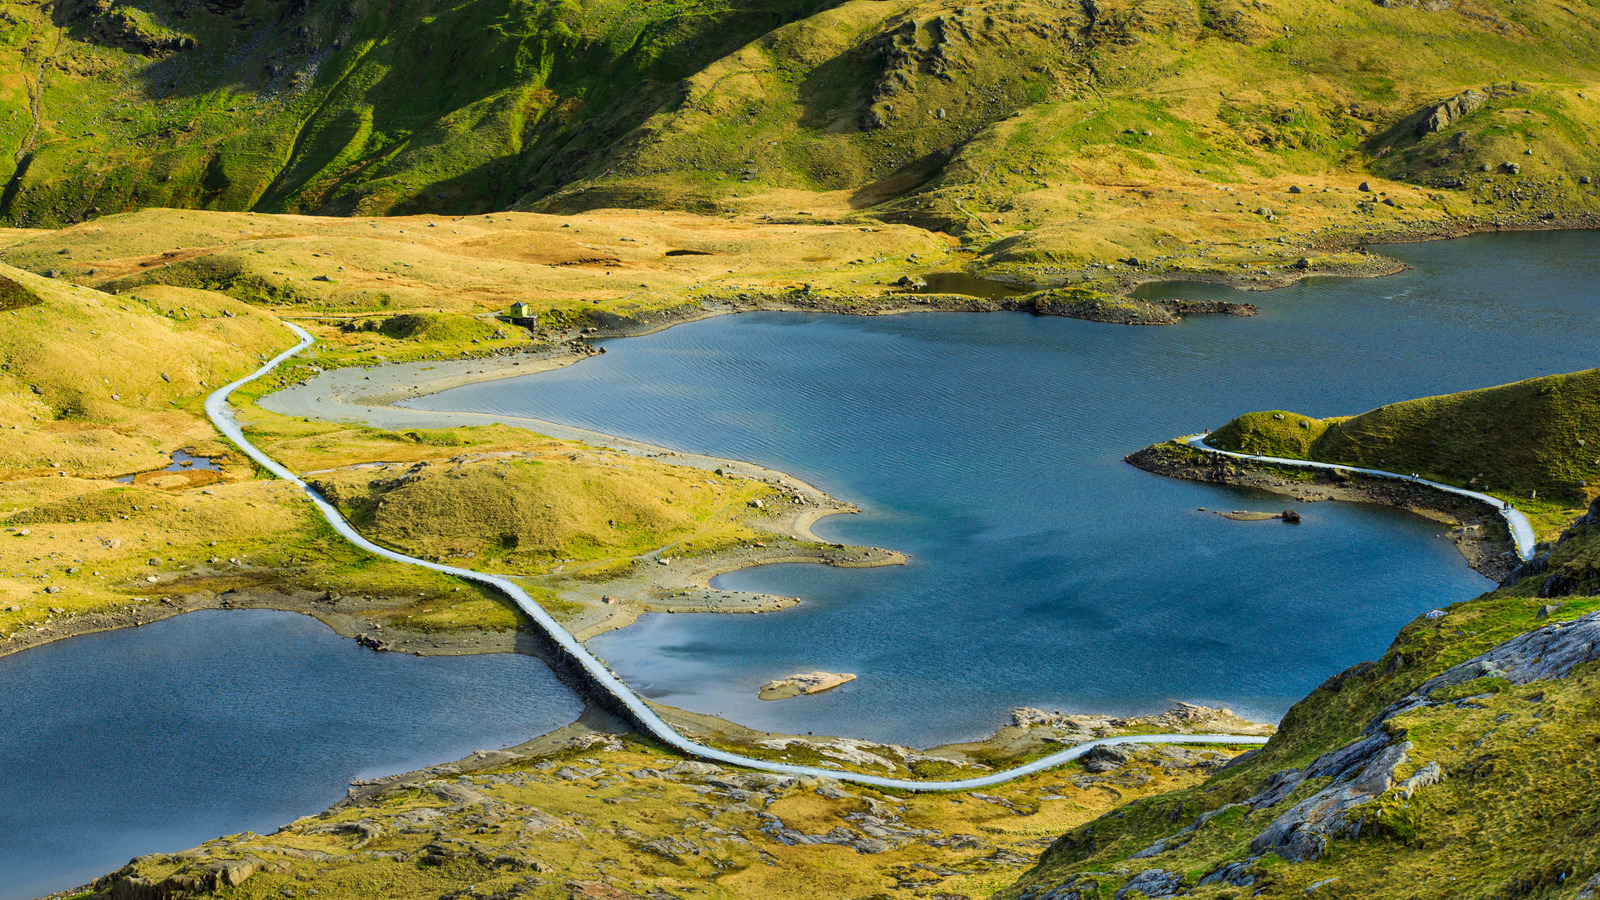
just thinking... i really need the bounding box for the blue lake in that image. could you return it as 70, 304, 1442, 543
0, 610, 582, 900
406, 230, 1600, 746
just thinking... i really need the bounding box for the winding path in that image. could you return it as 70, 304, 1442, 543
1181, 435, 1537, 561
207, 322, 1269, 792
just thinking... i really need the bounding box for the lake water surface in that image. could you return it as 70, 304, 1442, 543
0, 610, 581, 900
406, 231, 1600, 745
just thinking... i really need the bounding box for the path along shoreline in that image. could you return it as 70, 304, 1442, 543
209, 321, 1268, 792
1181, 435, 1537, 561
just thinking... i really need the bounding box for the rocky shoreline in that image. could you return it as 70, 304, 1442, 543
0, 581, 546, 661
1126, 441, 1520, 580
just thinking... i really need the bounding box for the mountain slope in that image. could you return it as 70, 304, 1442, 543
3, 0, 1600, 271
999, 496, 1600, 900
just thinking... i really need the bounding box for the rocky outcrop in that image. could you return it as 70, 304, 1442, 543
1080, 744, 1134, 773
1246, 734, 1414, 860
1112, 869, 1186, 898
1198, 855, 1264, 887
94, 858, 260, 900
759, 671, 857, 700
1246, 610, 1600, 861
1018, 874, 1101, 900
1505, 496, 1600, 597
1024, 289, 1256, 325
1416, 89, 1487, 136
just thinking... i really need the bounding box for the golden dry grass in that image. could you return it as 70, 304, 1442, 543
0, 208, 949, 323
102, 735, 1242, 900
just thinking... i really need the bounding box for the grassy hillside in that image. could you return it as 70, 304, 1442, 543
0, 207, 946, 323
304, 445, 773, 574
1208, 368, 1600, 507
1, 0, 1599, 275
0, 0, 830, 222
0, 265, 524, 643
0, 258, 817, 647
1000, 497, 1600, 900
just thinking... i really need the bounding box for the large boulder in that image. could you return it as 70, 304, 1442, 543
1417, 89, 1488, 136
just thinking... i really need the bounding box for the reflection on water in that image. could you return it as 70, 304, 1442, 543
113, 448, 220, 484
406, 230, 1600, 746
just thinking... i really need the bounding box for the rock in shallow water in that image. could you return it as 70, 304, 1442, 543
759, 671, 857, 701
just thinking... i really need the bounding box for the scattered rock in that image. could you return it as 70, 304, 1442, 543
1288, 185, 1303, 194
566, 881, 649, 900
1281, 509, 1302, 524
1114, 869, 1186, 899
1082, 744, 1134, 773
1357, 182, 1372, 192
1199, 856, 1262, 887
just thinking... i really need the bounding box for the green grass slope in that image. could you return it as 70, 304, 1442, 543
2, 0, 1600, 267
1209, 368, 1600, 505
0, 0, 834, 225
999, 497, 1600, 900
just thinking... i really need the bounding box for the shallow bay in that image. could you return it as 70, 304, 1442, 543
0, 610, 581, 900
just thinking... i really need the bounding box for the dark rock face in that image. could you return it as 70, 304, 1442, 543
1081, 744, 1134, 773
1199, 855, 1262, 887
1019, 875, 1101, 900
1165, 299, 1258, 318
1521, 496, 1600, 598
1113, 869, 1186, 899
1246, 610, 1600, 861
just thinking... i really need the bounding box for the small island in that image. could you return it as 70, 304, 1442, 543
759, 671, 857, 701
